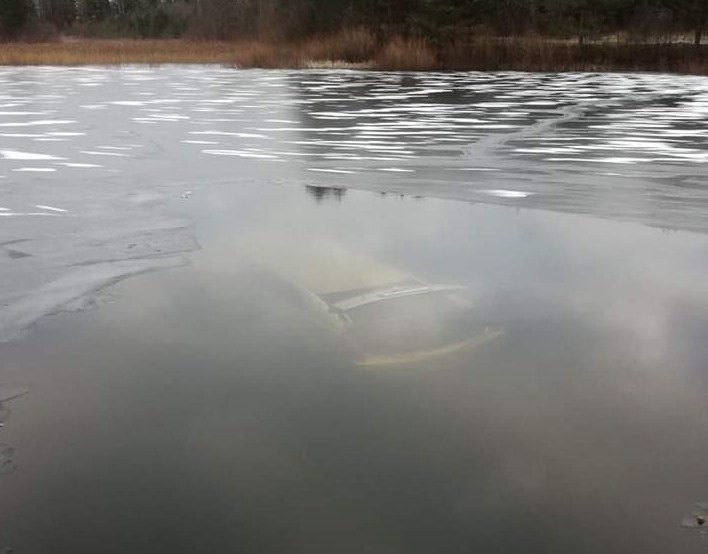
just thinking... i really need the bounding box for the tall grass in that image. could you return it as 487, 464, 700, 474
301, 28, 377, 64
374, 37, 437, 70
0, 34, 707, 74
0, 39, 243, 65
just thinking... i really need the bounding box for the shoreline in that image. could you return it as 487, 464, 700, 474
0, 38, 707, 75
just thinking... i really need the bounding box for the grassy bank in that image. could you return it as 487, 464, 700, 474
1, 35, 707, 74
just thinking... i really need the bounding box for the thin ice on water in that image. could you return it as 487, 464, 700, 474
681, 502, 708, 535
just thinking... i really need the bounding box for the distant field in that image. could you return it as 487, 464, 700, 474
1, 37, 707, 74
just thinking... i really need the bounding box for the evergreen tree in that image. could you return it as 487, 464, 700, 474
0, 0, 33, 39
80, 0, 112, 21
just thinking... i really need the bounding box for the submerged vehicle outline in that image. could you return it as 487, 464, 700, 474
246, 239, 503, 368
297, 277, 503, 368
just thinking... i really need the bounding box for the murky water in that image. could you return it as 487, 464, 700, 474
1, 67, 708, 553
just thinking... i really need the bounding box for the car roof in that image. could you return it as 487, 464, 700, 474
331, 284, 468, 312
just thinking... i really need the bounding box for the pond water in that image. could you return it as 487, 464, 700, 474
1, 66, 707, 553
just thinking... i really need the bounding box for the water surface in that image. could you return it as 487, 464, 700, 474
1, 67, 707, 554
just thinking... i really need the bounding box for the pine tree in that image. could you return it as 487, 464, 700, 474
0, 0, 33, 39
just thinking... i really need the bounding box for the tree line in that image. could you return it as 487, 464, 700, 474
1, 0, 706, 45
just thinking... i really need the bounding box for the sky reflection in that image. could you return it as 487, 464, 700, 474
1, 181, 707, 553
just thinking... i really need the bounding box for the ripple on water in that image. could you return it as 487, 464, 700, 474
1, 67, 708, 341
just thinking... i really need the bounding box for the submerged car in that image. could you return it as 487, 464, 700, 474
280, 270, 502, 368
248, 240, 502, 367
313, 279, 502, 367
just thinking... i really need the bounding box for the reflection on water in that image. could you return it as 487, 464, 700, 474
1, 181, 707, 553
305, 185, 347, 202
0, 68, 708, 553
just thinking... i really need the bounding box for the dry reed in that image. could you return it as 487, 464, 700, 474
374, 37, 437, 70
0, 40, 242, 65
300, 28, 377, 64
0, 35, 706, 75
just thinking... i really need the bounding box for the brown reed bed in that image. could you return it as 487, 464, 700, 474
0, 34, 707, 75
0, 39, 247, 66
0, 37, 372, 67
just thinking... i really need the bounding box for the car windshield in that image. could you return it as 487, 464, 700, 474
344, 291, 479, 357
